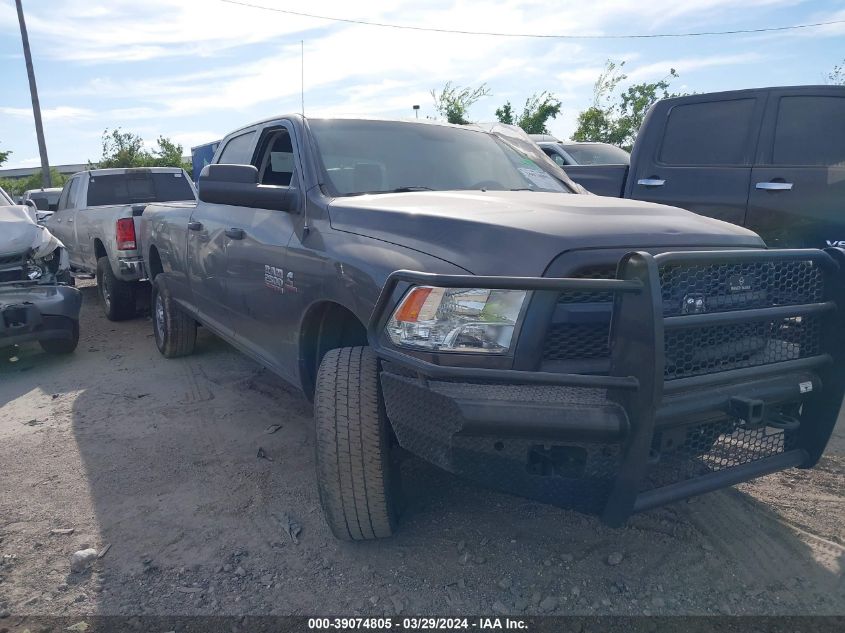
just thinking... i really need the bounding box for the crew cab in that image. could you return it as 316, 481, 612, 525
140, 115, 845, 540
563, 85, 845, 249
47, 167, 196, 320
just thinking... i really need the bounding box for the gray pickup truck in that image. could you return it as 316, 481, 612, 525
140, 115, 845, 540
47, 167, 196, 320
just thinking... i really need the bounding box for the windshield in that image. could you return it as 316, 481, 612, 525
563, 143, 630, 165
87, 171, 195, 206
309, 120, 571, 196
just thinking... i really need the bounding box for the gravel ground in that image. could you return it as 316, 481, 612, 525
0, 281, 843, 618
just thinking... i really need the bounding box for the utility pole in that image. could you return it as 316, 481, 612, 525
15, 0, 51, 188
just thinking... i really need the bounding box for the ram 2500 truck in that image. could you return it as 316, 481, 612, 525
140, 115, 845, 540
47, 167, 196, 320
560, 85, 845, 250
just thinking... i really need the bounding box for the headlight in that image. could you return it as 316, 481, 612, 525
386, 286, 527, 353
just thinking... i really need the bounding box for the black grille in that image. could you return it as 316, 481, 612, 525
640, 419, 796, 491
665, 315, 821, 380
543, 322, 609, 360
557, 264, 616, 304
542, 257, 826, 380
659, 260, 823, 317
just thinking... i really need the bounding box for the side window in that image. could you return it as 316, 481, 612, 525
61, 177, 79, 210
773, 96, 845, 167
56, 184, 70, 211
541, 147, 565, 167
254, 127, 297, 187
217, 131, 256, 165
658, 98, 757, 166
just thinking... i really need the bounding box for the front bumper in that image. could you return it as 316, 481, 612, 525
368, 249, 845, 525
0, 282, 82, 347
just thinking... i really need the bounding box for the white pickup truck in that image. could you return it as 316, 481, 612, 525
47, 167, 196, 320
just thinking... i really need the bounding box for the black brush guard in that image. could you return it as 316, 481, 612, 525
367, 249, 845, 525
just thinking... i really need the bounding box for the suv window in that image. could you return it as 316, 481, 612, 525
255, 128, 297, 186
773, 96, 845, 166
217, 131, 256, 165
659, 98, 756, 166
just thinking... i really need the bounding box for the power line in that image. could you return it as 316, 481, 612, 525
219, 0, 845, 39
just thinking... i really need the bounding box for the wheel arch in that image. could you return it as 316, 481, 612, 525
298, 300, 368, 400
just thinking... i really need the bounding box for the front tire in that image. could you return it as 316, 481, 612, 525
39, 319, 79, 354
151, 275, 196, 358
96, 257, 135, 321
314, 346, 402, 540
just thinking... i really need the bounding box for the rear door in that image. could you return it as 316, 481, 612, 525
222, 121, 301, 381
187, 129, 257, 336
626, 93, 766, 226
745, 88, 845, 248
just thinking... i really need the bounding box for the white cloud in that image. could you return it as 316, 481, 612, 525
0, 106, 95, 122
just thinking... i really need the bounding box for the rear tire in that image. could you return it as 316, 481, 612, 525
314, 346, 402, 541
39, 319, 79, 354
96, 257, 135, 321
151, 275, 196, 358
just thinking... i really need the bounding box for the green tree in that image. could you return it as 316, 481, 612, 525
95, 128, 191, 175
431, 81, 491, 125
830, 59, 844, 85
0, 143, 10, 167
496, 92, 562, 134
572, 60, 681, 151
0, 168, 67, 197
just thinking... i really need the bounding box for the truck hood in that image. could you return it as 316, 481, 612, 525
328, 191, 764, 275
0, 204, 64, 259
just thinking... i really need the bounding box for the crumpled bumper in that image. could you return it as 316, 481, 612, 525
0, 282, 81, 346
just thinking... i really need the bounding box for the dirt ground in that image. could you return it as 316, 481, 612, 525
0, 281, 843, 618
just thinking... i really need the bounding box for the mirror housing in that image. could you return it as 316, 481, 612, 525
198, 164, 297, 212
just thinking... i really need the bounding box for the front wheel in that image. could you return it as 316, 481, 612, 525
151, 275, 196, 358
314, 346, 402, 540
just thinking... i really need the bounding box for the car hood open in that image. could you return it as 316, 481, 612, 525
328, 191, 764, 276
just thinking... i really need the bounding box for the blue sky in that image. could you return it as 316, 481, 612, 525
1, 0, 843, 169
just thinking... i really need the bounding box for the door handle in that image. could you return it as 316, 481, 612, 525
756, 181, 793, 191
225, 227, 245, 240
187, 221, 203, 231
637, 178, 666, 187
67, 218, 74, 223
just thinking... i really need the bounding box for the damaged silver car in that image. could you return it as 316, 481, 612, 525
1, 191, 81, 355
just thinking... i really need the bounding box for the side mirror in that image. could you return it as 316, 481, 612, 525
198, 164, 297, 212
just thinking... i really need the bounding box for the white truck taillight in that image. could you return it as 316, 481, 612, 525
116, 218, 137, 250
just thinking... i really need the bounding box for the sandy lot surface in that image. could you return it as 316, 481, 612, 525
0, 282, 843, 618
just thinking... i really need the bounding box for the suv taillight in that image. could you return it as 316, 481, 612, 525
116, 218, 137, 250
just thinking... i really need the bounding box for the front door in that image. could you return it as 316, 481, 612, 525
223, 123, 300, 381
48, 176, 81, 266
627, 93, 766, 227
186, 129, 257, 335
745, 89, 845, 248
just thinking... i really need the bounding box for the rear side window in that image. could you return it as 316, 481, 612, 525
658, 98, 756, 166
773, 96, 845, 166
61, 177, 80, 210
87, 172, 195, 206
217, 131, 256, 164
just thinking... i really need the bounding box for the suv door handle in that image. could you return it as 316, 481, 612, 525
756, 181, 793, 191
225, 228, 245, 240
187, 221, 203, 231
637, 178, 666, 187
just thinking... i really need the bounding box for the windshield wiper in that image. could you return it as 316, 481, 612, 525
345, 186, 435, 196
